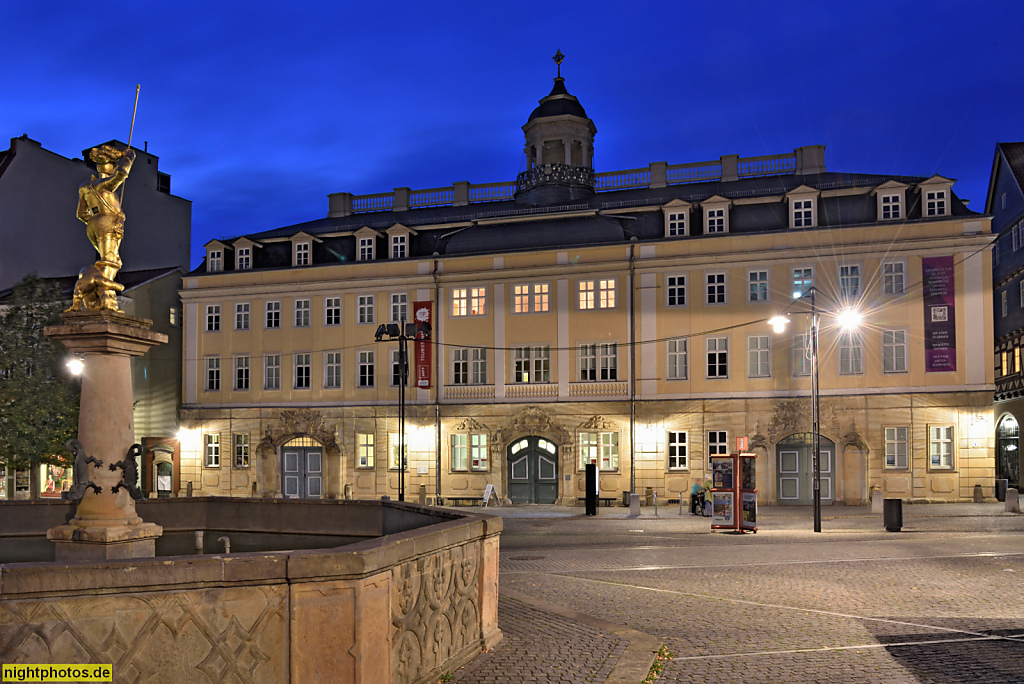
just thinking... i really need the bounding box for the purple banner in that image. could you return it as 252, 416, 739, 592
922, 255, 956, 372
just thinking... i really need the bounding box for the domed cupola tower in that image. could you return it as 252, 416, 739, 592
515, 51, 597, 206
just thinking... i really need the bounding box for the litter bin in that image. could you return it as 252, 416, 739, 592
883, 498, 903, 532
622, 491, 631, 507
996, 479, 1008, 502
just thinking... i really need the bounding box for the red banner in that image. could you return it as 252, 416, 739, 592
413, 301, 432, 388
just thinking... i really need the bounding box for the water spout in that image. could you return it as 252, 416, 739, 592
218, 536, 230, 554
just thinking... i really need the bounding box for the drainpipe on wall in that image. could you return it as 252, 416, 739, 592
434, 259, 442, 503
629, 244, 636, 497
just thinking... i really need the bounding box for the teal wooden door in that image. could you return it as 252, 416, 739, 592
507, 437, 559, 504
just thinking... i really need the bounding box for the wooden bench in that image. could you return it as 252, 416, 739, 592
576, 496, 617, 507
444, 496, 484, 507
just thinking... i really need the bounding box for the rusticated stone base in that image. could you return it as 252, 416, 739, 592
48, 521, 162, 561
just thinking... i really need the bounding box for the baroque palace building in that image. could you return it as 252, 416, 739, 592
178, 69, 995, 505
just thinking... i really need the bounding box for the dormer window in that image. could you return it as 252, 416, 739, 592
391, 234, 407, 259
786, 186, 820, 229
872, 181, 908, 222
792, 199, 814, 227
916, 176, 953, 219
701, 196, 730, 235
925, 190, 947, 217
662, 201, 691, 237
358, 237, 375, 261
881, 194, 902, 220
208, 250, 223, 272
295, 242, 310, 266
236, 247, 251, 270
707, 208, 725, 233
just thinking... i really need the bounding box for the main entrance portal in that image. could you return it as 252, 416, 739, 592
507, 436, 559, 504
281, 438, 323, 498
776, 433, 835, 505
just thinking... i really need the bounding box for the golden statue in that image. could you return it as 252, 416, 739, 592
69, 144, 135, 312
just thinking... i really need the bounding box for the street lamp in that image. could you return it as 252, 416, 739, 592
769, 287, 860, 533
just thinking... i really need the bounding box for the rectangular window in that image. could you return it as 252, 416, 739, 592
390, 349, 407, 387
205, 434, 220, 467
391, 234, 406, 259
708, 431, 728, 457
452, 348, 487, 385
453, 348, 468, 385
747, 335, 770, 378
513, 283, 550, 313
389, 434, 407, 470
471, 348, 487, 384
513, 285, 529, 313
470, 433, 488, 470
206, 304, 221, 332
707, 208, 725, 233
357, 433, 374, 468
391, 293, 408, 322
579, 432, 618, 470
706, 337, 728, 378
295, 242, 310, 266
234, 355, 250, 391
234, 434, 250, 467
266, 301, 281, 328
359, 236, 374, 261
451, 433, 467, 471
169, 307, 180, 327
451, 286, 486, 317
668, 431, 688, 470
264, 354, 280, 390
294, 353, 311, 389
792, 268, 812, 299
578, 280, 595, 309
667, 338, 688, 380
358, 295, 374, 324
325, 351, 342, 388
205, 356, 221, 391
234, 303, 250, 330
792, 199, 814, 227
792, 333, 811, 376
236, 247, 251, 270
514, 346, 550, 383
881, 194, 902, 220
666, 275, 686, 307
748, 271, 768, 302
929, 426, 954, 469
294, 299, 311, 327
325, 297, 342, 326
884, 427, 908, 469
667, 211, 687, 236
533, 283, 550, 312
839, 332, 864, 375
882, 262, 905, 295
839, 265, 861, 298
208, 250, 222, 272
452, 288, 468, 317
470, 287, 486, 315
599, 279, 616, 308
577, 343, 618, 381
926, 190, 947, 217
882, 330, 907, 373
706, 273, 726, 304
358, 350, 375, 387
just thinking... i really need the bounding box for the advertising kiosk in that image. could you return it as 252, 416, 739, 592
710, 453, 757, 533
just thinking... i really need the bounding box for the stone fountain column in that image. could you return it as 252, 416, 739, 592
45, 310, 167, 560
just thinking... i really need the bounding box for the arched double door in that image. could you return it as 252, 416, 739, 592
507, 436, 559, 504
776, 433, 835, 505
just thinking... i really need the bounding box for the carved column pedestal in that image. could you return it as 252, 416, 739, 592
44, 311, 167, 561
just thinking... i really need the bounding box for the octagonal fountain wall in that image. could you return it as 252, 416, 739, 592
0, 497, 502, 683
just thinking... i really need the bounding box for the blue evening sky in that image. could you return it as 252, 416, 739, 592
3, 1, 1021, 268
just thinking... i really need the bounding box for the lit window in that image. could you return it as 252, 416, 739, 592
514, 283, 550, 313
599, 279, 615, 308
792, 268, 812, 299
579, 432, 618, 470
451, 433, 489, 471
452, 288, 467, 316
929, 426, 954, 469
470, 287, 486, 315
578, 281, 595, 309
357, 433, 374, 468
389, 434, 407, 470
885, 427, 908, 469
234, 434, 250, 467
205, 434, 220, 467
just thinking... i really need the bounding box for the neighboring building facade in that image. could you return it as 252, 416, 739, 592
179, 73, 995, 505
989, 142, 1024, 491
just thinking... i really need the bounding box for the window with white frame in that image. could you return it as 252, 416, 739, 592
707, 337, 728, 378
839, 332, 864, 375
390, 293, 407, 322
357, 433, 374, 468
390, 349, 406, 387
748, 271, 768, 302
205, 434, 220, 467
206, 304, 220, 332
264, 354, 280, 390
929, 425, 954, 468
470, 348, 487, 384
792, 199, 814, 227
294, 242, 310, 266
578, 343, 617, 381
234, 303, 250, 330
881, 194, 902, 220
452, 348, 468, 385
452, 288, 468, 316
839, 265, 861, 298
667, 211, 687, 236
883, 330, 907, 373
358, 236, 375, 261
470, 287, 486, 315
234, 355, 250, 391
294, 353, 311, 389
234, 434, 250, 467
666, 275, 686, 307
324, 351, 342, 388
205, 356, 220, 391
578, 279, 615, 309
513, 346, 550, 383
513, 283, 550, 313
266, 301, 281, 328
451, 434, 468, 471
708, 431, 728, 458
294, 299, 311, 327
357, 295, 374, 324
579, 432, 619, 470
706, 208, 725, 233
668, 431, 688, 470
208, 249, 223, 272
884, 427, 908, 469
882, 261, 905, 295
452, 348, 487, 385
747, 335, 770, 377
792, 268, 813, 299
358, 351, 375, 387
706, 273, 726, 304
925, 190, 947, 217
325, 297, 341, 326
793, 333, 811, 376
236, 247, 251, 270
667, 338, 688, 380
451, 433, 489, 471
391, 234, 406, 259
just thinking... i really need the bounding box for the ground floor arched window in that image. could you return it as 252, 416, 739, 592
997, 415, 1019, 489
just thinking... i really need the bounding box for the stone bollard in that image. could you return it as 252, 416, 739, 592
871, 490, 884, 514
628, 493, 641, 518
419, 485, 427, 505
645, 487, 654, 506
1006, 488, 1021, 513
344, 483, 352, 500
974, 484, 984, 503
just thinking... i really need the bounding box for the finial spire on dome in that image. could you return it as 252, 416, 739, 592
553, 49, 564, 78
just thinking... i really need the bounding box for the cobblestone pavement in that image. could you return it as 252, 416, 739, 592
451, 504, 1024, 683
